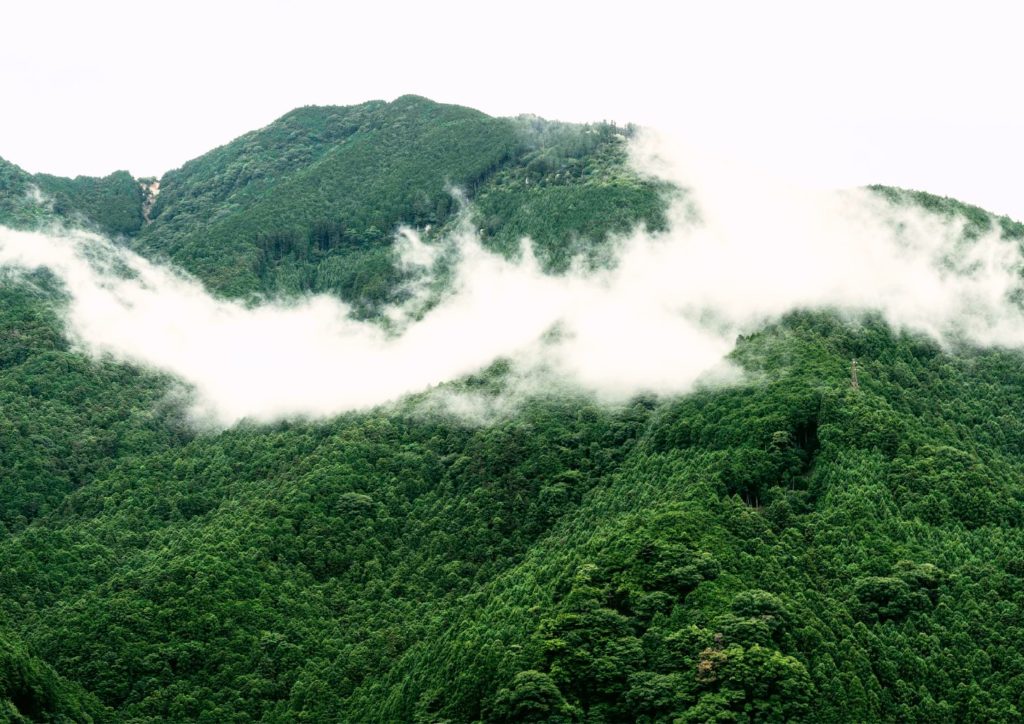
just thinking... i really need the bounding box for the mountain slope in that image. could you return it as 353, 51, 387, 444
0, 96, 671, 314
3, 309, 1024, 721
133, 95, 669, 307
0, 157, 144, 236
1, 98, 1024, 722
0, 629, 104, 723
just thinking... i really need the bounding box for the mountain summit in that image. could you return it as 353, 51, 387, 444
2, 98, 1024, 722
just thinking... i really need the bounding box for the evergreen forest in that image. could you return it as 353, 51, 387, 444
2, 96, 1024, 722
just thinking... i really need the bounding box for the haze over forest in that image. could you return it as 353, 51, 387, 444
2, 95, 1024, 722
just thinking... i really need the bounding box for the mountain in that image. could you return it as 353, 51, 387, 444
2, 96, 1024, 722
0, 156, 145, 236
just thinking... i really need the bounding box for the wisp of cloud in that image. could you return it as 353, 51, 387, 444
1, 131, 1021, 427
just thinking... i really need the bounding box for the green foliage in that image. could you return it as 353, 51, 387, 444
129, 97, 670, 312
0, 630, 104, 722
490, 670, 576, 722
0, 278, 185, 531
869, 184, 1024, 240
132, 96, 520, 304
0, 156, 144, 236
5, 284, 1024, 723
472, 120, 671, 271
33, 170, 146, 236
1, 97, 669, 313
2, 98, 1024, 722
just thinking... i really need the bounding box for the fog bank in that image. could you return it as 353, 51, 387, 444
1, 133, 1020, 426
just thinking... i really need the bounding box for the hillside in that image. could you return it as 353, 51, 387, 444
2, 97, 1024, 722
0, 157, 144, 237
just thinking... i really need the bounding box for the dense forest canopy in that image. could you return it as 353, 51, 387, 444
1, 96, 1024, 722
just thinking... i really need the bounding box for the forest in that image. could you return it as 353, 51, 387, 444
2, 95, 1024, 722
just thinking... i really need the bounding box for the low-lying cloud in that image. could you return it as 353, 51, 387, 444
1, 131, 1022, 427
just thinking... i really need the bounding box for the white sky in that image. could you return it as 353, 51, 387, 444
2, 0, 1022, 219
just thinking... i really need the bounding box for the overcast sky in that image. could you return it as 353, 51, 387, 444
2, 1, 1021, 219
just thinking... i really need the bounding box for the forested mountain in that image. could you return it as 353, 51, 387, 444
0, 157, 145, 237
2, 96, 1024, 722
131, 95, 669, 308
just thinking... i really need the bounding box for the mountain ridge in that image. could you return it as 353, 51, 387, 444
1, 97, 1024, 722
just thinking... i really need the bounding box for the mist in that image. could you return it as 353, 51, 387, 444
1, 132, 1022, 427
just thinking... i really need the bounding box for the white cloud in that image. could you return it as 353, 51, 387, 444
0, 131, 1021, 427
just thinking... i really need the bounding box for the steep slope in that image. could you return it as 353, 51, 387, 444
1, 96, 669, 309
3, 310, 1024, 721
0, 630, 105, 722
0, 157, 144, 236
133, 95, 669, 307
2, 98, 1024, 722
339, 313, 1024, 722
